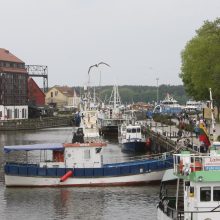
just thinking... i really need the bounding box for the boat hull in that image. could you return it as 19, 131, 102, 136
122, 141, 148, 153
157, 207, 173, 220
5, 170, 165, 187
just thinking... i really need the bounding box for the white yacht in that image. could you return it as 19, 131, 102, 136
153, 93, 183, 115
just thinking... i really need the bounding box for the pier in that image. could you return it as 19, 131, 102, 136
143, 119, 202, 154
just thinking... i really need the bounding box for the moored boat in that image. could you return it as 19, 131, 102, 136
153, 93, 183, 115
119, 123, 149, 153
97, 85, 128, 137
157, 148, 220, 220
4, 141, 173, 187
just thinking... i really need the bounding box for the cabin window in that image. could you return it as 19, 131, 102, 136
84, 149, 90, 159
132, 128, 136, 133
137, 128, 141, 133
200, 187, 211, 201
127, 128, 131, 133
213, 187, 220, 201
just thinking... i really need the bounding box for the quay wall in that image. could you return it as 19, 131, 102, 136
0, 116, 73, 131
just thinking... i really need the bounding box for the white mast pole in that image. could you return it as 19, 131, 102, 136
209, 88, 216, 141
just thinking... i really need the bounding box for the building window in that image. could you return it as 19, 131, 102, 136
55, 91, 58, 96
7, 109, 12, 119
200, 187, 211, 202
51, 92, 53, 97
0, 111, 2, 118
22, 109, 25, 118
14, 109, 17, 118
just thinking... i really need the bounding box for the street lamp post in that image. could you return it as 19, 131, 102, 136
156, 78, 159, 105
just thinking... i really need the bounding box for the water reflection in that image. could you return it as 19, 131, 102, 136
0, 127, 160, 220
3, 186, 159, 220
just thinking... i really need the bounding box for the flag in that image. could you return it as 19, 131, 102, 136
199, 121, 211, 147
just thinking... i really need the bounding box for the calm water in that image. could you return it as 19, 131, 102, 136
0, 127, 160, 220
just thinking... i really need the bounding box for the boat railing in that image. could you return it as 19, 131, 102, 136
158, 198, 220, 220
173, 153, 220, 175
104, 152, 173, 164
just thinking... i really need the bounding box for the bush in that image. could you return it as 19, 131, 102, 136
153, 114, 176, 126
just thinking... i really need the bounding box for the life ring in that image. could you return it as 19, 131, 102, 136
190, 161, 202, 172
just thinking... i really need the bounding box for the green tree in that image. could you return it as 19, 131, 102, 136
180, 18, 220, 119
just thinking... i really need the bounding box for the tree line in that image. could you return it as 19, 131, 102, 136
74, 84, 188, 105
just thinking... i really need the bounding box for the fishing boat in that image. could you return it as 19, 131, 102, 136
97, 85, 128, 137
4, 129, 173, 187
79, 83, 100, 140
118, 123, 149, 153
157, 88, 220, 219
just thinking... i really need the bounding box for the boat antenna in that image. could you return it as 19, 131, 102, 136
209, 88, 216, 142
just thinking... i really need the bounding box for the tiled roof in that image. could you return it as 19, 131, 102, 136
56, 86, 75, 97
0, 48, 25, 63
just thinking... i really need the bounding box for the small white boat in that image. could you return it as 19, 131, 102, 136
184, 100, 203, 112
119, 123, 149, 153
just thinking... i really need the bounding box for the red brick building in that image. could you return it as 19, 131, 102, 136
0, 48, 28, 120
28, 77, 45, 106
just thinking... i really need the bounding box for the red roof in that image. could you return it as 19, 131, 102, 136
0, 48, 24, 63
28, 77, 45, 97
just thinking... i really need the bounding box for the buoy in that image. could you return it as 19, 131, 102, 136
145, 138, 151, 147
60, 170, 73, 182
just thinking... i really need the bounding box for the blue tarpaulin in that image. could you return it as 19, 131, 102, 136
4, 143, 64, 153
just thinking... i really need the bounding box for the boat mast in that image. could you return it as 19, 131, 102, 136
109, 85, 121, 109
209, 88, 216, 141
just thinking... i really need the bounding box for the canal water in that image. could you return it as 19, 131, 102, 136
0, 127, 160, 220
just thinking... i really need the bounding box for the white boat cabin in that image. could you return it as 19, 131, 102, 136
119, 124, 144, 144
38, 143, 106, 169
173, 150, 220, 219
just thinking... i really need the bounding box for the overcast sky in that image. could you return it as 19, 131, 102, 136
1, 0, 219, 87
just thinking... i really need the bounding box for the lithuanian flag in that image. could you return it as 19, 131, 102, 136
199, 121, 211, 147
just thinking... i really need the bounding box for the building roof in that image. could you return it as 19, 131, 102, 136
48, 86, 76, 97
28, 77, 45, 97
0, 48, 25, 63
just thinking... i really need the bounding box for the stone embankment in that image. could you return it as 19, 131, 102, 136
0, 116, 73, 131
